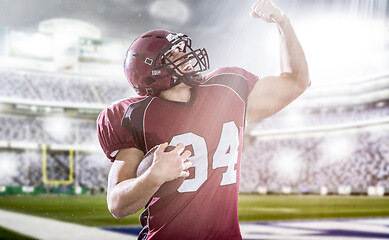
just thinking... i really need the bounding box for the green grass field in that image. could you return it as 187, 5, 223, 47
0, 194, 389, 228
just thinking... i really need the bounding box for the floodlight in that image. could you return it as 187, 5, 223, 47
149, 0, 189, 25
273, 148, 302, 181
43, 116, 73, 142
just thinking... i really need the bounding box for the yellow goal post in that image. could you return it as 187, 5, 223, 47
41, 144, 74, 187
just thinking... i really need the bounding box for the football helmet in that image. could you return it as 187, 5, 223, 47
124, 29, 210, 96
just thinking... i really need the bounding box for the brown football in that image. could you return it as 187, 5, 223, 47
137, 145, 185, 198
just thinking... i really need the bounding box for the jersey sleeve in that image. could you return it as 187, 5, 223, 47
225, 66, 259, 93
97, 98, 141, 162
203, 66, 260, 102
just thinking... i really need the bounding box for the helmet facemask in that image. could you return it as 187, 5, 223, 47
158, 33, 210, 87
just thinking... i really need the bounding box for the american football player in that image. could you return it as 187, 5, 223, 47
97, 0, 309, 239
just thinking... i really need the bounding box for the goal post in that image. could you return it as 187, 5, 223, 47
41, 144, 74, 187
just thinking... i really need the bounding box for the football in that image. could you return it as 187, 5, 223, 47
137, 145, 186, 198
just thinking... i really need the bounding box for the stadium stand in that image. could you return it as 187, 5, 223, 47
0, 69, 134, 105
0, 67, 388, 195
0, 68, 126, 190
0, 150, 41, 186
241, 125, 389, 193
0, 115, 96, 145
78, 153, 111, 192
254, 105, 389, 131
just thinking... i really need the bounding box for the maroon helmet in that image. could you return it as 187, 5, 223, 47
124, 29, 210, 96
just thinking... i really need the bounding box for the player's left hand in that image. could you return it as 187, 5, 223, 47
250, 0, 285, 23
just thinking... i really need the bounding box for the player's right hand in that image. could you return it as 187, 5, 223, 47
250, 0, 285, 23
149, 143, 192, 185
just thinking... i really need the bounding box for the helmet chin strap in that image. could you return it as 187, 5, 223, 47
169, 76, 182, 88
170, 72, 202, 89
182, 73, 203, 87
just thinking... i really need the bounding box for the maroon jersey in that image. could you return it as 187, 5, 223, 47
97, 67, 259, 240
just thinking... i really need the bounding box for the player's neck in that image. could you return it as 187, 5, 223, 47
159, 83, 192, 103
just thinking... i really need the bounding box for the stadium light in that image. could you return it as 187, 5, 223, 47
149, 0, 189, 25
39, 18, 101, 39
43, 116, 73, 142
0, 155, 18, 181
281, 107, 305, 128
320, 134, 356, 164
272, 148, 302, 182
10, 31, 53, 59
297, 13, 387, 86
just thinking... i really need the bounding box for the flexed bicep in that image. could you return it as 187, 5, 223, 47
246, 73, 305, 121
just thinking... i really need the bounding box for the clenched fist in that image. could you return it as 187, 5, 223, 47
250, 0, 285, 23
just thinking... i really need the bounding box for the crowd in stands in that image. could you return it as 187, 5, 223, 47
0, 68, 388, 193
0, 151, 41, 186
78, 153, 111, 191
241, 129, 389, 191
254, 104, 389, 132
0, 115, 97, 145
0, 149, 110, 191
0, 69, 134, 105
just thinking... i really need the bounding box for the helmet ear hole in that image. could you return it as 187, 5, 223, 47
145, 77, 156, 86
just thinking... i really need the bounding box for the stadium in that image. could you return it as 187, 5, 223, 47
0, 0, 388, 239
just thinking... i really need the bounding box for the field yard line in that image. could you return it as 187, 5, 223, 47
0, 209, 137, 240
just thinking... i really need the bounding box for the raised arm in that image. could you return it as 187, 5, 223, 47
247, 0, 310, 121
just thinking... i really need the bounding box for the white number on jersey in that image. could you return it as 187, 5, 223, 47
170, 133, 208, 193
169, 121, 239, 193
213, 121, 239, 186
